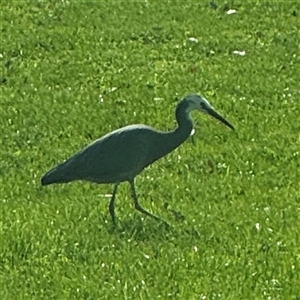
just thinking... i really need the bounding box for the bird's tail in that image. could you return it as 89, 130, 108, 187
41, 160, 76, 186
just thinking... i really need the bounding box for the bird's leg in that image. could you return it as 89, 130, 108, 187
109, 184, 119, 225
129, 180, 171, 227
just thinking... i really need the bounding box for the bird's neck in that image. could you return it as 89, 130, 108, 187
176, 99, 193, 130
173, 99, 194, 144
145, 100, 194, 165
162, 100, 194, 152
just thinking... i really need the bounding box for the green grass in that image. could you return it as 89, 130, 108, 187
1, 1, 299, 299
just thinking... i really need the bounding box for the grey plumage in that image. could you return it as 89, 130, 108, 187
41, 94, 234, 225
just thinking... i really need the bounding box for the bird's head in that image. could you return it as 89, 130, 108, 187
184, 94, 234, 130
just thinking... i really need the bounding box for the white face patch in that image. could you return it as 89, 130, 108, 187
185, 94, 213, 114
199, 98, 213, 113
190, 128, 195, 136
186, 95, 204, 111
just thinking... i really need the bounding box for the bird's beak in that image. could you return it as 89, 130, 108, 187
206, 107, 235, 130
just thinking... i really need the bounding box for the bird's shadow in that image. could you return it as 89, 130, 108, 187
105, 217, 178, 242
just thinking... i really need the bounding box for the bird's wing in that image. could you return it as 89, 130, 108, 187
64, 126, 151, 183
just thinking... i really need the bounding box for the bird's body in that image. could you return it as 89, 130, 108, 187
42, 124, 190, 185
41, 94, 234, 225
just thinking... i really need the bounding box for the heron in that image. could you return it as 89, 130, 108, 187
41, 94, 234, 225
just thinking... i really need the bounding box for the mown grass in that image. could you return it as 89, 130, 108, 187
1, 1, 299, 299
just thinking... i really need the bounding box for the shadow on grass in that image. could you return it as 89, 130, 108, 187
101, 213, 204, 244
104, 216, 178, 242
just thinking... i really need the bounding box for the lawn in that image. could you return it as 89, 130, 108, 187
1, 1, 299, 299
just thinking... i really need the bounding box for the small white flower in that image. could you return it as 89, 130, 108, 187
227, 9, 237, 15
233, 50, 246, 56
188, 37, 198, 43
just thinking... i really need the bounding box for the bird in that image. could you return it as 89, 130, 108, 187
41, 94, 234, 225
